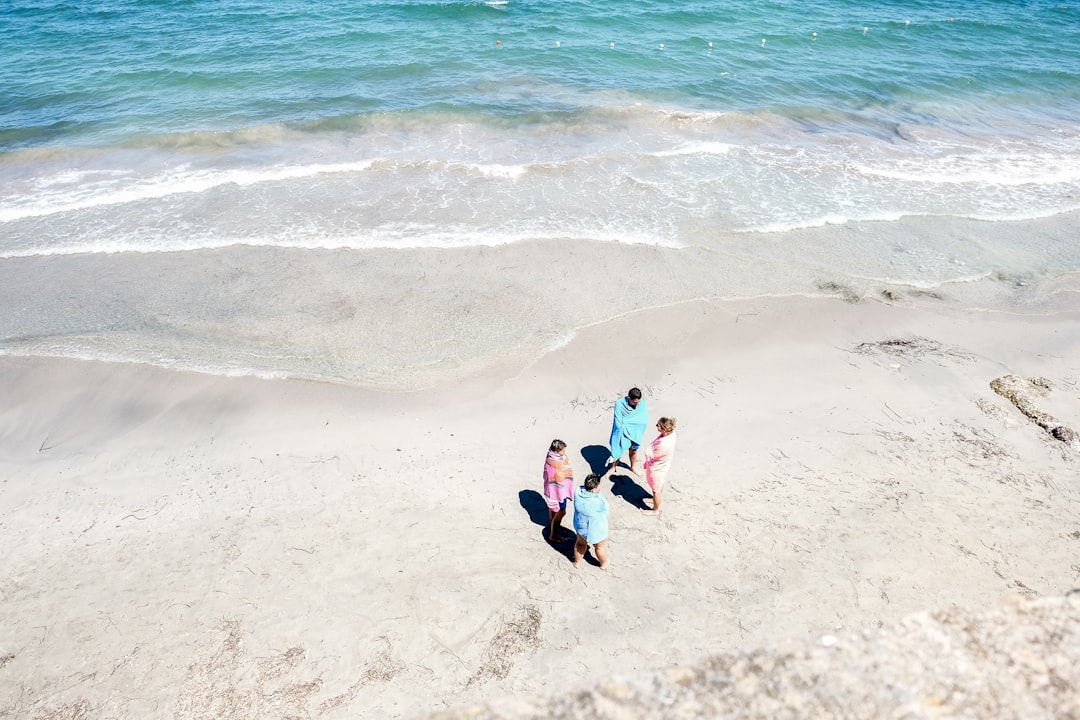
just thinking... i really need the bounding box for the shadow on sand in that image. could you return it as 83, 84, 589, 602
518, 489, 575, 558
580, 444, 611, 475
610, 473, 651, 510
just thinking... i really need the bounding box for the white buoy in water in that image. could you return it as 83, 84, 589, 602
761, 38, 766, 46
906, 20, 910, 26
555, 40, 560, 47
659, 43, 664, 49
812, 32, 817, 39
863, 26, 868, 34
610, 42, 615, 48
708, 41, 713, 48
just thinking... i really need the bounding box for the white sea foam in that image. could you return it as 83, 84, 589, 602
0, 160, 378, 222
846, 271, 994, 290
855, 153, 1080, 185
651, 142, 735, 157
750, 211, 906, 234
747, 204, 1080, 234
0, 226, 682, 259
473, 163, 528, 179
0, 345, 297, 381
30, 169, 131, 188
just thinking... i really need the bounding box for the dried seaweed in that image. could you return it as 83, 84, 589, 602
854, 337, 970, 361
32, 700, 91, 720
316, 639, 405, 714
818, 281, 862, 304
468, 604, 543, 685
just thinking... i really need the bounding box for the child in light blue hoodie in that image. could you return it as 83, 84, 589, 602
573, 473, 609, 569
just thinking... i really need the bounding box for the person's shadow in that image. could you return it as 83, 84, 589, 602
580, 445, 610, 475
581, 444, 650, 509
518, 489, 575, 557
610, 474, 651, 510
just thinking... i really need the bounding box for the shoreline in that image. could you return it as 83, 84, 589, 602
3, 295, 1080, 717
2, 211, 1080, 392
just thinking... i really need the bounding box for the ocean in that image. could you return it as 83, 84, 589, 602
2, 0, 1079, 386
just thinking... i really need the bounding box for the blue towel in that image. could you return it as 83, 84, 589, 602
573, 486, 609, 543
609, 396, 649, 461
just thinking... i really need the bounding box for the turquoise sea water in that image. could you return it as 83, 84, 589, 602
1, 0, 1080, 382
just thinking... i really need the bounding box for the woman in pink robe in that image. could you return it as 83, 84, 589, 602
642, 417, 677, 515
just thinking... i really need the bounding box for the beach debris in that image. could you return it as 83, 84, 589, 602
818, 281, 861, 303
951, 424, 1011, 462
317, 639, 405, 714
990, 375, 1077, 446
175, 619, 400, 719
1052, 426, 1077, 443
257, 647, 305, 683
976, 398, 1016, 426
468, 604, 543, 684
436, 597, 1080, 720
853, 336, 971, 362
27, 699, 92, 720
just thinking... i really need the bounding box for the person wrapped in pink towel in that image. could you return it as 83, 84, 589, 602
542, 439, 575, 542
642, 417, 677, 515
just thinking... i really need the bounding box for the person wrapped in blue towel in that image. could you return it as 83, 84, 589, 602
605, 386, 648, 476
573, 474, 609, 569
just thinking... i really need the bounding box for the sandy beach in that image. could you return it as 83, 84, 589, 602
3, 293, 1079, 718
5, 1, 1080, 716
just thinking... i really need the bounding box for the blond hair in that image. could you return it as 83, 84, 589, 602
657, 417, 676, 433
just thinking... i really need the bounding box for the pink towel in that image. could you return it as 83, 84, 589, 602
644, 432, 677, 490
543, 450, 574, 511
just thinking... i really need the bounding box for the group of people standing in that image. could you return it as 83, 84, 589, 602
542, 387, 678, 569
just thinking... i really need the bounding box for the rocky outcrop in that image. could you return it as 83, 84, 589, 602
991, 375, 1077, 446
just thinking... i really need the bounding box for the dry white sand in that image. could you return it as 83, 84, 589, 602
2, 296, 1080, 719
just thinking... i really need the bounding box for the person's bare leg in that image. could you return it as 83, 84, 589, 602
573, 536, 588, 566
642, 486, 663, 515
548, 507, 565, 539
628, 448, 639, 474
594, 540, 609, 569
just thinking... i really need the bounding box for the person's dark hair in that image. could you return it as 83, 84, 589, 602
584, 473, 601, 491
628, 387, 642, 400
550, 439, 567, 453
